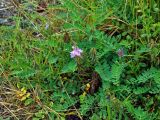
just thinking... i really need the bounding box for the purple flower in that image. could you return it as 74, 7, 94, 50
117, 48, 124, 57
70, 46, 83, 58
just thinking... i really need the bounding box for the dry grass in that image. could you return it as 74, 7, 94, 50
0, 83, 36, 120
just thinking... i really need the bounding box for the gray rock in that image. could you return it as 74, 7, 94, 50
0, 0, 18, 25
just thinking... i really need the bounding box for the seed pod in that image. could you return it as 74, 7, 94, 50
89, 80, 100, 95
88, 72, 101, 95
64, 32, 70, 43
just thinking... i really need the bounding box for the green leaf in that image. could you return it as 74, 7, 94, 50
133, 87, 150, 95
35, 111, 45, 118
61, 60, 77, 73
90, 113, 100, 120
111, 62, 124, 85
45, 40, 58, 47
11, 69, 36, 78
95, 62, 110, 81
24, 98, 33, 106
32, 118, 40, 120
48, 56, 58, 64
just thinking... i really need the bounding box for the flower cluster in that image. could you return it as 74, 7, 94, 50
70, 46, 83, 58
117, 48, 124, 57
